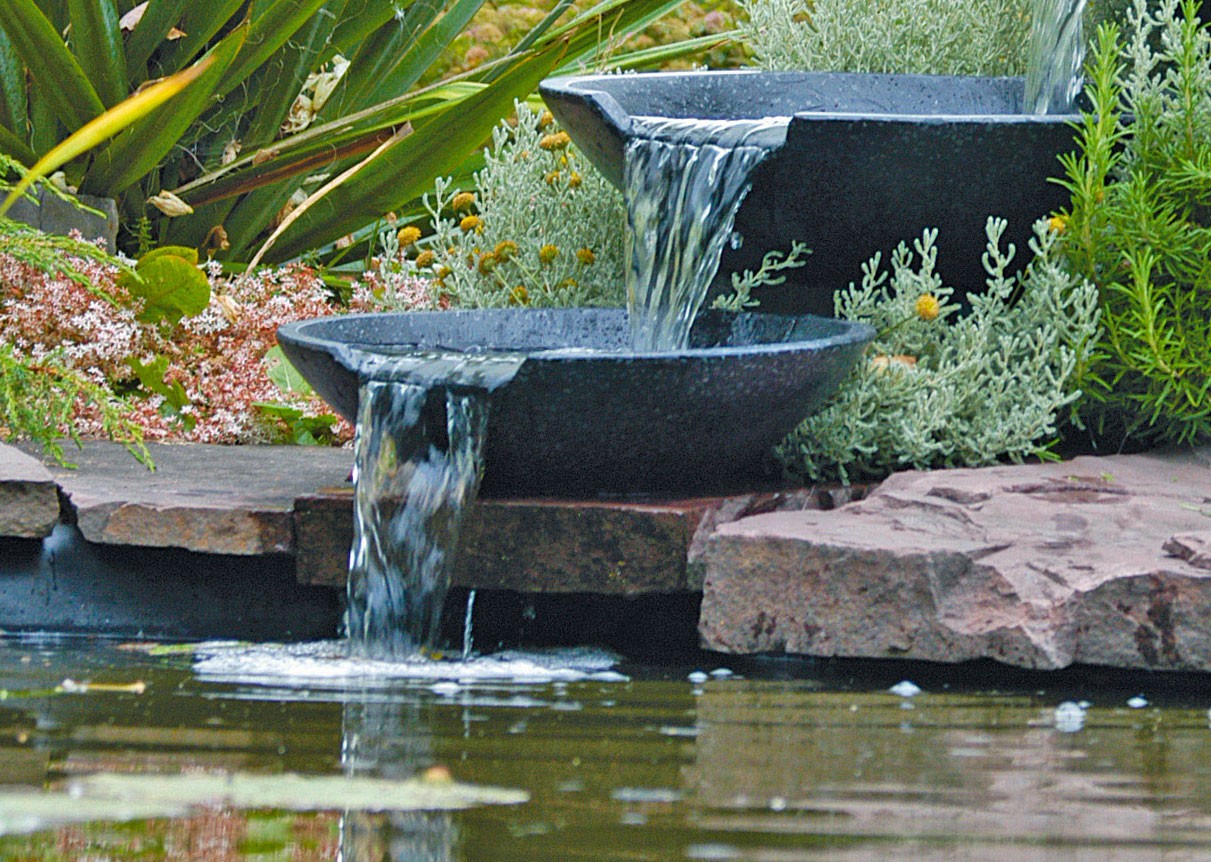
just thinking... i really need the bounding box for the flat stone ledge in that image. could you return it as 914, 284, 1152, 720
295, 486, 851, 593
0, 443, 60, 538
699, 447, 1211, 671
7, 440, 851, 594
31, 441, 353, 556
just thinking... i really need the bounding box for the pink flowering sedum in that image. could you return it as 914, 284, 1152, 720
1, 249, 355, 444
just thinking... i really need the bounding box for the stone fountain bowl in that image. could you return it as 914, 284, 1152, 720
277, 309, 873, 496
539, 70, 1079, 316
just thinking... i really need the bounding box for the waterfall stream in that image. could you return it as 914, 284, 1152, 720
1025, 0, 1089, 114
345, 352, 522, 659
624, 116, 788, 352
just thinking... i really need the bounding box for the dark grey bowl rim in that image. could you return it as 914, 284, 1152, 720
276, 309, 877, 366
540, 69, 1081, 126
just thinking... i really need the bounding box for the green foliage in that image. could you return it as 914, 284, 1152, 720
712, 241, 811, 311
125, 355, 194, 431
736, 0, 1031, 75
776, 219, 1101, 483
0, 344, 149, 467
1057, 0, 1211, 446
118, 246, 210, 325
255, 346, 340, 445
0, 0, 689, 262
377, 101, 628, 309
0, 214, 125, 298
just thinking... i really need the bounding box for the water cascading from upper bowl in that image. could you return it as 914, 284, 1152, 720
625, 116, 788, 352
1026, 0, 1090, 115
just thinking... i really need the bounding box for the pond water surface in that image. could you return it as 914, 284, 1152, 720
1, 635, 1210, 861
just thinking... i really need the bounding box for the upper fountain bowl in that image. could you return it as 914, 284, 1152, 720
278, 309, 873, 497
540, 70, 1079, 315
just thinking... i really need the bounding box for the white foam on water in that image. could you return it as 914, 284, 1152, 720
190, 640, 627, 688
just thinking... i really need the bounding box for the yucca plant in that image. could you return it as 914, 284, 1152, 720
0, 0, 688, 262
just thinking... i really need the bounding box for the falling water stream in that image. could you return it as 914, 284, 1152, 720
625, 117, 788, 352
347, 352, 523, 660
1026, 0, 1090, 114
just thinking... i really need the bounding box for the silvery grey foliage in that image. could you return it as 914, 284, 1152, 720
738, 0, 1031, 76
776, 218, 1101, 483
377, 101, 627, 310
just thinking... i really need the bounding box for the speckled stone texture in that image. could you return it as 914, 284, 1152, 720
36, 441, 353, 555
0, 443, 59, 538
541, 70, 1077, 315
699, 447, 1211, 671
278, 308, 872, 496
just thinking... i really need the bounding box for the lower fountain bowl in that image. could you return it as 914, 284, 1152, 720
277, 309, 874, 496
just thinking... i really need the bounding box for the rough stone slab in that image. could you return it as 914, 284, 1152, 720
35, 441, 353, 556
0, 443, 60, 538
699, 447, 1211, 671
295, 487, 846, 593
8, 188, 119, 250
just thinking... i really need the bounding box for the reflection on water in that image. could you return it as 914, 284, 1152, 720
341, 697, 456, 862
2, 637, 1211, 860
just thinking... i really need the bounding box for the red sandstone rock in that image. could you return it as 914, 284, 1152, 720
0, 443, 59, 538
699, 447, 1211, 671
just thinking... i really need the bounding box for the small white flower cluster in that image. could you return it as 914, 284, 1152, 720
777, 217, 1101, 483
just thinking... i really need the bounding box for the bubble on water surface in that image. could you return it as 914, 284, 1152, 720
889, 680, 923, 698
1053, 700, 1086, 733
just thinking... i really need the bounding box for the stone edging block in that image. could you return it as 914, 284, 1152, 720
699, 446, 1211, 671
0, 443, 59, 538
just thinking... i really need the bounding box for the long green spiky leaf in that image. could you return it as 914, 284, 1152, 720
267, 41, 567, 259
157, 0, 244, 75
0, 0, 105, 130
67, 0, 128, 107
81, 24, 246, 195
539, 0, 686, 66
214, 0, 332, 100
360, 0, 488, 106
556, 30, 738, 74
239, 0, 349, 150
0, 57, 216, 216
0, 27, 27, 139
327, 0, 448, 114
328, 0, 414, 61
124, 0, 194, 78
0, 123, 37, 166
169, 81, 480, 204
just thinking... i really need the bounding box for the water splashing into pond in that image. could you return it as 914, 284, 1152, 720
1026, 0, 1089, 114
625, 117, 788, 352
346, 352, 523, 659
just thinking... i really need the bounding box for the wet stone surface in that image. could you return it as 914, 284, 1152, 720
700, 446, 1211, 671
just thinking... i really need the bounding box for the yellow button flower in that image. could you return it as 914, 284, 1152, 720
539, 132, 571, 151
915, 293, 940, 322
